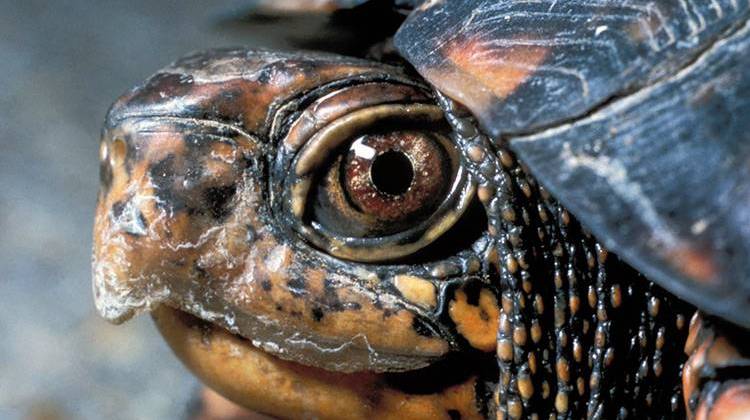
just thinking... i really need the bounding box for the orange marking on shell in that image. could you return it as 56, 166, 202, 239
449, 288, 500, 352
423, 37, 548, 121
445, 37, 548, 100
666, 245, 717, 284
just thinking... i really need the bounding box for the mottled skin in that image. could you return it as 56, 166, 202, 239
93, 1, 750, 419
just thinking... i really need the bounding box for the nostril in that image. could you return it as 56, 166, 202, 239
109, 137, 127, 167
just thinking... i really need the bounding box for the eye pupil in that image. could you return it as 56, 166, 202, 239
370, 150, 414, 196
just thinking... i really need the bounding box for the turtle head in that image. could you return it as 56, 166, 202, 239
93, 48, 497, 417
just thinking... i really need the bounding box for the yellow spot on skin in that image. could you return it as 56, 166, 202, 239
569, 295, 580, 315
610, 284, 622, 308
497, 338, 513, 361
604, 348, 615, 367
505, 256, 519, 274
502, 207, 516, 222
522, 280, 532, 294
518, 374, 534, 400
513, 325, 527, 346
498, 150, 514, 168
534, 294, 544, 315
597, 247, 608, 264
449, 289, 500, 352
467, 145, 485, 163
556, 358, 570, 383
501, 293, 513, 315
555, 391, 569, 413
561, 210, 571, 226
530, 322, 542, 344
648, 297, 661, 317
393, 275, 437, 310
499, 312, 511, 334
677, 314, 687, 330
595, 329, 607, 349
528, 353, 537, 374
478, 185, 494, 203
507, 397, 522, 419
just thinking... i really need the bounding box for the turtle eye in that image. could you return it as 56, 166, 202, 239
315, 130, 454, 238
276, 83, 475, 262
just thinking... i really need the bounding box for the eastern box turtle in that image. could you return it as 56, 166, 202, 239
92, 1, 750, 418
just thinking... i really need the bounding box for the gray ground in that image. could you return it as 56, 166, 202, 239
0, 1, 325, 418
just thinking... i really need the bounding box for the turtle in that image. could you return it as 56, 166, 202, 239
92, 0, 750, 418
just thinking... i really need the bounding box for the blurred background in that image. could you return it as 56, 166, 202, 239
0, 1, 363, 418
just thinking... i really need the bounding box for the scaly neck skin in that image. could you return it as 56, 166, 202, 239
439, 93, 695, 418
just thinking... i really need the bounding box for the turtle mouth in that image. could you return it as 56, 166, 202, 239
149, 290, 452, 374
153, 305, 494, 419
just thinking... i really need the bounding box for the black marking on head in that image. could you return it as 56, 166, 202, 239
261, 280, 272, 291
111, 200, 126, 219
447, 410, 461, 420
255, 66, 274, 85
311, 307, 324, 322
462, 282, 483, 307
320, 278, 348, 312
371, 296, 395, 318
202, 184, 237, 220
149, 154, 181, 210
99, 154, 113, 194
246, 226, 256, 243
287, 277, 307, 297
412, 316, 437, 338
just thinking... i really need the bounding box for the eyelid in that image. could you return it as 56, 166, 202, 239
273, 82, 477, 263
281, 82, 431, 152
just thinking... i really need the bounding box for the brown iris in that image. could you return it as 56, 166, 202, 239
311, 130, 453, 238
345, 131, 449, 221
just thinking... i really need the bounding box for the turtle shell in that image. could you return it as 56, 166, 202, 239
395, 0, 750, 329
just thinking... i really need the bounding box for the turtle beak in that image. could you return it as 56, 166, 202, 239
92, 49, 454, 374
92, 116, 258, 324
